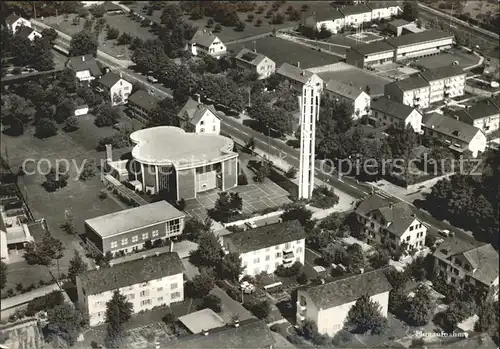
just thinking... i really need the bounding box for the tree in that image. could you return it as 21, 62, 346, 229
405, 287, 433, 326
47, 303, 88, 346
89, 3, 106, 17
69, 30, 98, 56
208, 192, 243, 222
311, 185, 339, 209
281, 203, 313, 229
207, 18, 214, 27
202, 294, 222, 313
41, 28, 58, 44
68, 250, 87, 284
35, 118, 58, 138
297, 272, 309, 285
94, 104, 122, 127
187, 269, 215, 298
256, 18, 263, 26
271, 13, 285, 24
148, 98, 180, 127
286, 166, 297, 179
475, 301, 498, 341
117, 32, 132, 45
106, 27, 120, 40
343, 243, 366, 272
189, 231, 224, 269
346, 294, 388, 335
214, 23, 222, 33
0, 261, 7, 290
288, 9, 300, 21
255, 158, 270, 183
369, 250, 390, 269
442, 301, 475, 331
183, 217, 212, 242
235, 21, 246, 32
105, 290, 133, 348
24, 231, 65, 278
245, 299, 270, 319
245, 136, 256, 153
402, 1, 419, 21
65, 115, 79, 131
2, 93, 36, 125
301, 319, 318, 339
32, 38, 55, 71
218, 252, 244, 281
11, 34, 34, 66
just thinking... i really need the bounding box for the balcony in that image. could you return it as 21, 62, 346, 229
283, 250, 295, 263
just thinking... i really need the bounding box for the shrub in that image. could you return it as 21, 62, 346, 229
26, 291, 64, 316
201, 294, 222, 313
35, 119, 58, 139
244, 299, 270, 319
227, 288, 242, 302
296, 272, 309, 285
275, 261, 303, 277
98, 189, 108, 200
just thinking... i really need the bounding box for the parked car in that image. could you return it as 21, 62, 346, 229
147, 75, 158, 83
245, 221, 257, 229
438, 229, 454, 238
240, 281, 255, 294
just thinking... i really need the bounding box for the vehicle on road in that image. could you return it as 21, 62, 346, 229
438, 229, 454, 238
147, 76, 158, 83
245, 221, 257, 229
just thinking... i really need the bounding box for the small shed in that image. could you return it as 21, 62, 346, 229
178, 308, 226, 334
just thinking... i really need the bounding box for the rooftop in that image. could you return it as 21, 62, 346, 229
366, 1, 402, 10
99, 71, 125, 88
422, 112, 483, 144
78, 252, 184, 295
303, 8, 344, 23
456, 98, 500, 122
339, 4, 372, 16
177, 98, 220, 127
387, 19, 410, 27
169, 319, 275, 349
85, 201, 184, 238
371, 96, 416, 120
235, 48, 270, 67
387, 29, 453, 48
178, 309, 226, 334
350, 40, 395, 55
16, 26, 35, 39
190, 29, 219, 48
389, 73, 430, 91
130, 126, 236, 169
420, 65, 466, 82
325, 80, 366, 100
66, 55, 102, 77
304, 268, 392, 309
355, 194, 418, 236
6, 13, 21, 26
128, 90, 161, 112
223, 220, 306, 254
277, 63, 321, 85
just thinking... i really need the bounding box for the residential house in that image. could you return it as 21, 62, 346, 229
340, 4, 373, 27
66, 55, 103, 82
325, 80, 371, 119
77, 252, 185, 326
423, 112, 487, 157
127, 90, 161, 123
84, 201, 185, 257
302, 9, 345, 34
177, 97, 221, 135
346, 41, 396, 68
169, 319, 276, 349
370, 96, 423, 132
99, 71, 133, 106
455, 98, 500, 134
188, 29, 226, 59
355, 195, 427, 251
0, 197, 36, 252
384, 73, 431, 109
386, 29, 454, 61
5, 14, 32, 34
16, 26, 42, 41
222, 220, 306, 278
296, 268, 392, 336
433, 238, 499, 297
276, 63, 323, 92
235, 48, 276, 80
367, 1, 402, 20
420, 65, 466, 103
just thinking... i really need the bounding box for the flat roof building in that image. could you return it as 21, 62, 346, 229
384, 74, 431, 109
387, 29, 454, 61
129, 126, 238, 199
346, 41, 396, 68
420, 65, 466, 103
84, 201, 185, 257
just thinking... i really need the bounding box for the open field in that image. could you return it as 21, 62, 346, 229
313, 62, 392, 97
228, 36, 341, 69
414, 49, 481, 70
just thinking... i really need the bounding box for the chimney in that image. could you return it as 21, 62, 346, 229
105, 144, 113, 162
202, 329, 209, 336
297, 61, 300, 68
234, 320, 240, 328
82, 55, 85, 62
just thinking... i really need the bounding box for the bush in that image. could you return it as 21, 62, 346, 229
35, 119, 58, 139
201, 294, 222, 313
275, 261, 303, 277
226, 288, 242, 302
244, 299, 270, 319
98, 189, 108, 200
26, 291, 64, 316
296, 272, 309, 285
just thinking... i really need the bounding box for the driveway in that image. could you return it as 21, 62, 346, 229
210, 286, 254, 323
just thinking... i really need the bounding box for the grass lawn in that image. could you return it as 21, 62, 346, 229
0, 114, 133, 286
228, 36, 341, 69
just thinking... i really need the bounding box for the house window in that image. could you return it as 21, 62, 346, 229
464, 264, 470, 271
254, 258, 260, 264
213, 125, 216, 132
171, 292, 181, 300
152, 230, 159, 237
171, 283, 178, 290
276, 252, 281, 258
121, 238, 128, 246
297, 247, 303, 253
132, 235, 138, 243
200, 128, 205, 133
140, 299, 151, 306
140, 290, 149, 297
157, 297, 163, 302
265, 255, 270, 261
166, 219, 181, 235
110, 241, 118, 248
200, 121, 204, 126
142, 233, 148, 240
157, 287, 163, 292
406, 236, 410, 241
409, 226, 414, 231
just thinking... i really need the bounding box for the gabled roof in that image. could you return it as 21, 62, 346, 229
235, 48, 270, 67
5, 14, 21, 26
387, 73, 430, 91
456, 98, 500, 122
224, 220, 306, 254
303, 268, 393, 309
177, 98, 220, 127
355, 194, 418, 236
169, 319, 275, 349
78, 252, 184, 295
99, 71, 124, 88
325, 80, 366, 100
277, 63, 320, 85
128, 90, 161, 112
16, 26, 35, 39
420, 65, 466, 82
350, 40, 395, 55
340, 4, 372, 16
422, 112, 483, 144
371, 96, 417, 120
386, 29, 453, 48
66, 55, 102, 77
304, 8, 344, 23
189, 29, 219, 48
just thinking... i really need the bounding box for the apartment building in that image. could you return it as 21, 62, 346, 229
340, 4, 372, 27
422, 112, 487, 157
188, 29, 226, 59
370, 96, 423, 133
384, 74, 431, 109
84, 201, 185, 256
367, 1, 402, 20
77, 252, 185, 326
302, 9, 345, 34
387, 29, 454, 61
420, 65, 466, 103
235, 48, 276, 80
276, 63, 323, 92
127, 90, 161, 123
456, 98, 500, 134
346, 41, 396, 68
355, 195, 427, 251
99, 71, 133, 106
5, 14, 32, 34
296, 268, 392, 336
433, 239, 499, 296
177, 97, 221, 135
325, 80, 371, 119
222, 220, 306, 278
66, 55, 103, 82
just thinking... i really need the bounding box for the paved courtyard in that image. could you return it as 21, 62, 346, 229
185, 183, 292, 221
